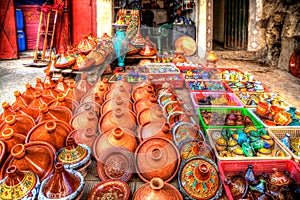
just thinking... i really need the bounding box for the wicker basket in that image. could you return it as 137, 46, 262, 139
268, 127, 300, 164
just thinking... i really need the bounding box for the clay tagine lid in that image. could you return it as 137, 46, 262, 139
0, 141, 56, 181
48, 92, 79, 113
0, 165, 41, 200
39, 163, 84, 199
104, 85, 132, 101
88, 179, 130, 200
0, 140, 5, 166
178, 156, 222, 200
101, 96, 133, 115
70, 111, 99, 132
132, 85, 155, 102
80, 92, 104, 106
0, 114, 36, 137
138, 122, 172, 143
137, 106, 166, 126
172, 122, 204, 147
178, 139, 215, 161
133, 177, 183, 200
37, 103, 72, 124
0, 128, 26, 157
96, 146, 134, 182
26, 119, 73, 151
135, 137, 180, 183
74, 101, 101, 118
133, 94, 158, 114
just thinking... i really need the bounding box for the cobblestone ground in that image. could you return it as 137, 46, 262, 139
1, 57, 300, 114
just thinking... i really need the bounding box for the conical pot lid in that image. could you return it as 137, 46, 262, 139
0, 128, 26, 156
138, 122, 172, 143
137, 106, 165, 126
172, 122, 204, 147
48, 93, 79, 113
37, 103, 72, 124
101, 96, 133, 115
0, 140, 6, 167
133, 94, 158, 114
74, 101, 101, 118
178, 139, 215, 161
70, 111, 99, 133
0, 114, 35, 137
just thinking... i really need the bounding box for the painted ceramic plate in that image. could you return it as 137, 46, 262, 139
175, 36, 197, 56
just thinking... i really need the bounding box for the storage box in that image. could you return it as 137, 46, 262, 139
108, 73, 147, 83
16, 5, 41, 25
218, 68, 254, 82
223, 81, 270, 93
186, 80, 226, 92
183, 67, 220, 81
218, 160, 300, 200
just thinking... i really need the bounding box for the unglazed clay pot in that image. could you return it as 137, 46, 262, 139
35, 77, 45, 92
48, 92, 79, 113
137, 122, 172, 143
74, 101, 101, 117
0, 165, 41, 200
54, 77, 68, 93
172, 122, 204, 147
75, 73, 91, 97
132, 85, 155, 102
178, 140, 215, 161
43, 71, 57, 88
98, 108, 137, 133
90, 78, 110, 93
64, 81, 85, 103
23, 83, 40, 97
0, 141, 56, 181
0, 128, 26, 158
104, 85, 131, 101
93, 84, 107, 98
133, 94, 158, 114
26, 119, 73, 151
1, 102, 15, 119
96, 146, 134, 182
135, 137, 180, 183
88, 179, 130, 200
13, 90, 33, 107
80, 92, 103, 105
0, 140, 5, 167
37, 103, 72, 124
43, 83, 58, 98
178, 156, 223, 200
137, 106, 166, 126
109, 76, 132, 92
93, 127, 138, 158
133, 177, 183, 200
11, 103, 39, 122
101, 96, 133, 115
56, 138, 91, 177
0, 114, 35, 137
70, 111, 99, 132
28, 91, 55, 111
39, 163, 84, 200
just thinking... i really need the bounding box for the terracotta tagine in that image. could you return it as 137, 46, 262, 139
54, 77, 68, 93
43, 83, 58, 98
1, 102, 15, 119
43, 71, 57, 88
94, 84, 107, 97
93, 77, 110, 91
28, 91, 55, 111
109, 76, 132, 92
135, 137, 180, 183
37, 103, 72, 124
101, 96, 133, 115
96, 146, 134, 182
67, 128, 98, 156
268, 168, 291, 187
93, 127, 138, 158
38, 163, 84, 200
0, 165, 41, 200
75, 73, 91, 97
0, 141, 56, 181
132, 85, 155, 102
74, 101, 101, 118
134, 94, 158, 114
0, 140, 6, 166
48, 92, 79, 113
11, 103, 39, 122
179, 140, 215, 161
0, 114, 35, 137
137, 122, 172, 143
13, 90, 33, 107
23, 83, 40, 97
172, 122, 204, 147
26, 119, 73, 151
80, 92, 104, 106
137, 106, 166, 126
88, 179, 130, 200
178, 156, 223, 200
70, 110, 99, 132
35, 77, 45, 91
56, 138, 91, 177
104, 85, 132, 101
133, 177, 183, 200
64, 81, 85, 103
98, 108, 137, 133
225, 175, 249, 199
0, 128, 26, 158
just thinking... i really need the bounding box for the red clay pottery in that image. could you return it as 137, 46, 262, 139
137, 106, 166, 126
0, 140, 5, 167
23, 83, 40, 97
70, 111, 99, 132
56, 137, 91, 177
133, 177, 183, 200
80, 92, 104, 105
137, 122, 172, 143
37, 103, 72, 124
104, 85, 131, 101
132, 85, 155, 102
26, 119, 73, 151
172, 122, 204, 147
0, 128, 25, 157
109, 76, 132, 92
133, 94, 158, 114
93, 127, 137, 158
74, 101, 101, 117
54, 77, 68, 93
0, 141, 56, 181
101, 96, 133, 115
96, 146, 134, 182
0, 114, 35, 137
43, 71, 57, 88
13, 90, 33, 107
48, 92, 79, 113
98, 108, 137, 133
11, 103, 39, 121
75, 73, 91, 97
34, 77, 45, 91
1, 102, 15, 119
256, 102, 269, 116
179, 139, 215, 161
93, 84, 107, 98
28, 91, 55, 111
64, 81, 85, 103
42, 83, 58, 98
0, 165, 41, 200
39, 163, 84, 200
88, 179, 130, 200
96, 77, 110, 91
135, 137, 180, 183
178, 156, 222, 200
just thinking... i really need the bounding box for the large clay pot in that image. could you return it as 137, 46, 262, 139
137, 122, 172, 143
0, 142, 56, 181
70, 111, 99, 132
104, 85, 131, 101
133, 177, 183, 200
13, 90, 33, 107
0, 114, 35, 137
102, 96, 133, 115
135, 137, 180, 183
74, 101, 101, 117
172, 122, 205, 147
178, 156, 222, 200
109, 76, 132, 92
179, 139, 215, 161
56, 138, 91, 177
137, 106, 166, 126
48, 92, 79, 113
39, 163, 84, 200
26, 119, 73, 151
28, 91, 55, 111
54, 77, 68, 93
0, 165, 41, 200
88, 179, 130, 200
134, 94, 158, 114
0, 140, 5, 167
96, 146, 134, 182
93, 127, 137, 158
0, 128, 26, 158
37, 103, 72, 124
98, 108, 137, 133
80, 92, 103, 105
132, 85, 155, 102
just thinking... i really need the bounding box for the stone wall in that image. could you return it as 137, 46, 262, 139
260, 0, 300, 70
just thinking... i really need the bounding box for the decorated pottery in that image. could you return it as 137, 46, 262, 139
28, 91, 55, 111
37, 103, 72, 124
133, 94, 158, 114
54, 52, 76, 69
93, 127, 137, 158
48, 92, 79, 113
13, 90, 33, 107
225, 175, 248, 199
178, 156, 222, 200
137, 106, 166, 126
74, 101, 101, 117
132, 85, 155, 102
0, 128, 26, 157
88, 179, 130, 200
172, 122, 205, 147
26, 119, 73, 151
135, 137, 180, 183
268, 168, 291, 187
96, 146, 134, 182
104, 85, 131, 101
87, 50, 105, 66
163, 101, 183, 117
70, 111, 99, 132
139, 36, 157, 56
0, 114, 35, 137
0, 165, 40, 200
38, 163, 84, 200
138, 122, 172, 143
77, 33, 97, 54
261, 134, 275, 149
133, 177, 183, 200
80, 92, 104, 105
56, 138, 91, 177
179, 140, 215, 161
0, 142, 56, 180
101, 96, 133, 115
98, 108, 137, 133
167, 111, 191, 127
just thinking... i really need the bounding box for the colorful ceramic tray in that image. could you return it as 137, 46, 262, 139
174, 36, 197, 56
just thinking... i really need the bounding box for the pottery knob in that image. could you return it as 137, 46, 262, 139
150, 178, 164, 191
69, 81, 75, 88
25, 83, 32, 89
194, 163, 210, 181
114, 108, 124, 118
6, 165, 21, 179
14, 90, 21, 97
84, 103, 92, 111
2, 128, 14, 140
115, 96, 124, 105
113, 128, 124, 140
151, 148, 163, 161
149, 95, 157, 103
97, 85, 105, 92
118, 85, 126, 92
85, 128, 97, 138
102, 78, 108, 83
2, 101, 10, 109
87, 112, 96, 120
39, 103, 49, 113
45, 120, 57, 133
66, 137, 78, 150
11, 144, 26, 159
33, 91, 41, 98
5, 115, 16, 125
57, 93, 65, 102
